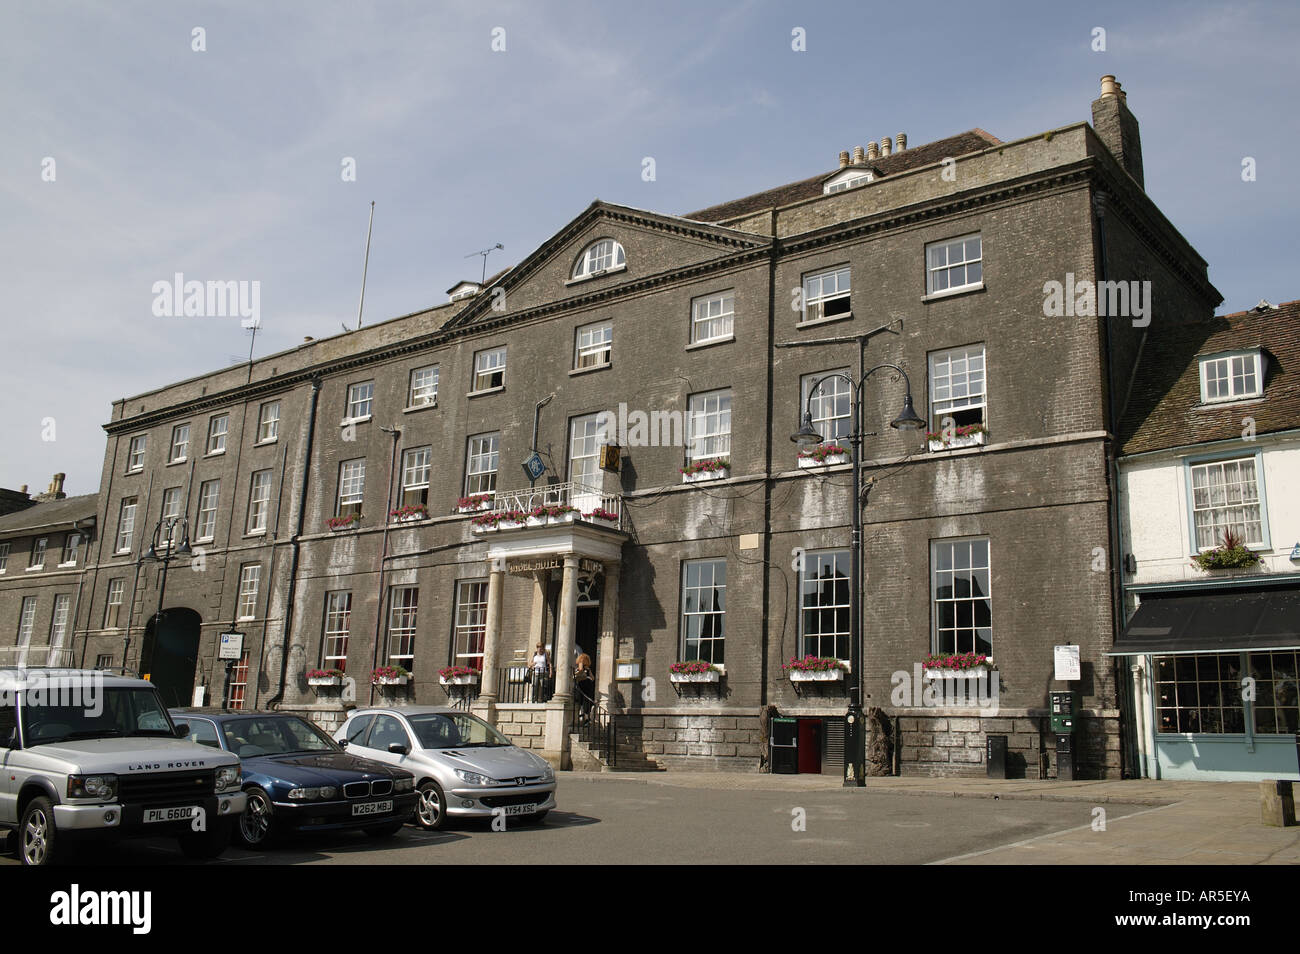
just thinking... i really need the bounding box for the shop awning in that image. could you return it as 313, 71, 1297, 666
1109, 585, 1300, 656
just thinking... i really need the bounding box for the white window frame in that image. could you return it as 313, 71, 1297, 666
337, 459, 366, 518
680, 558, 726, 665
801, 266, 852, 324
104, 579, 125, 629
798, 549, 851, 660
206, 414, 228, 455
408, 365, 439, 408
931, 537, 992, 657
0, 542, 9, 573
196, 479, 220, 541
386, 585, 419, 665
236, 564, 261, 620
257, 401, 281, 443
687, 389, 732, 462
800, 370, 852, 443
925, 234, 983, 296
465, 433, 499, 496
116, 497, 138, 553
453, 580, 489, 672
472, 347, 507, 392
247, 470, 272, 534
49, 593, 71, 653
1186, 454, 1268, 552
1199, 351, 1264, 404
160, 486, 183, 529
571, 238, 626, 280
400, 447, 432, 509
574, 321, 613, 369
17, 596, 36, 664
345, 382, 374, 422
928, 344, 987, 432
30, 537, 47, 569
323, 591, 352, 670
691, 290, 735, 345
60, 533, 81, 567
127, 435, 148, 472
169, 423, 190, 463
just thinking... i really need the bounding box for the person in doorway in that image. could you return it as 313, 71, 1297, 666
531, 643, 552, 703
574, 652, 595, 723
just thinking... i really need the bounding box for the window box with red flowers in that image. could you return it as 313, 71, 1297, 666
668, 661, 723, 683
306, 668, 345, 687
783, 656, 849, 682
585, 507, 619, 525
390, 504, 428, 524
546, 504, 579, 526
469, 511, 510, 533
921, 652, 995, 679
457, 494, 493, 514
680, 458, 730, 484
797, 444, 850, 469
372, 665, 411, 686
439, 665, 480, 686
524, 507, 549, 529
927, 424, 987, 452
327, 513, 361, 532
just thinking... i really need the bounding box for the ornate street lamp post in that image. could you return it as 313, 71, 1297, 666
792, 364, 925, 786
138, 515, 192, 680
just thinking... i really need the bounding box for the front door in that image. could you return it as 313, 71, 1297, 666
797, 719, 822, 775
574, 605, 599, 708
143, 608, 202, 708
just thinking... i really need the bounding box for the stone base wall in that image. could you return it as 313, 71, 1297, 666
494, 704, 548, 751
895, 708, 1121, 779
282, 703, 349, 736
615, 712, 764, 771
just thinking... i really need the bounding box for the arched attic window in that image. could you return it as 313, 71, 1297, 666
571, 239, 626, 279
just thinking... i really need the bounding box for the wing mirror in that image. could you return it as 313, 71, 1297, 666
388, 743, 409, 755
174, 722, 190, 738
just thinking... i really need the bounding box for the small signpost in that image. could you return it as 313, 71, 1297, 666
218, 631, 244, 661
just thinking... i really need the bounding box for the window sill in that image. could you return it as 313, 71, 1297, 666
125, 467, 144, 476
253, 439, 278, 447
1195, 397, 1263, 410
114, 549, 131, 556
166, 458, 188, 467
569, 362, 611, 377
244, 530, 268, 539
923, 282, 984, 303
339, 416, 371, 428
565, 264, 627, 287
195, 536, 215, 545
686, 335, 735, 351
402, 402, 437, 414
467, 385, 505, 398
796, 312, 853, 330
25, 565, 44, 572
205, 450, 226, 458
57, 562, 77, 569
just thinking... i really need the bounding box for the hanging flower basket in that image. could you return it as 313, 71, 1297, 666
307, 668, 345, 687
439, 666, 480, 686
927, 425, 988, 452
681, 458, 730, 483
1191, 529, 1262, 571
390, 504, 428, 523
457, 494, 493, 513
372, 665, 411, 686
327, 513, 361, 531
797, 444, 850, 468
669, 661, 722, 683
783, 656, 848, 681
921, 653, 995, 678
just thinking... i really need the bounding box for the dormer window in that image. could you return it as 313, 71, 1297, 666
1199, 350, 1264, 403
572, 239, 626, 280
824, 170, 875, 194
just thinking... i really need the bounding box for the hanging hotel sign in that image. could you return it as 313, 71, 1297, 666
218, 631, 245, 661
521, 451, 546, 482
1053, 644, 1081, 681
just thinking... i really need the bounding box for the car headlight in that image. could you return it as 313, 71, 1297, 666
454, 769, 496, 786
539, 764, 555, 781
287, 786, 335, 801
68, 774, 118, 800
215, 766, 242, 792
393, 777, 414, 793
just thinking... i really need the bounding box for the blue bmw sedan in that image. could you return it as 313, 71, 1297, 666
169, 709, 417, 848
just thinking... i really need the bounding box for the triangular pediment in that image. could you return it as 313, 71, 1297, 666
444, 201, 769, 329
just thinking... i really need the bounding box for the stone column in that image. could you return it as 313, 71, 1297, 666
542, 555, 580, 770
473, 558, 505, 722
528, 570, 549, 656
596, 562, 620, 711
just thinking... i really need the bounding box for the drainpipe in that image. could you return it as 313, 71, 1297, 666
531, 394, 554, 486
70, 517, 89, 668
367, 424, 402, 705
122, 472, 154, 672
266, 376, 322, 710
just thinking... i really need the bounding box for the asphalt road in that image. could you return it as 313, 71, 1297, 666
1, 774, 1153, 866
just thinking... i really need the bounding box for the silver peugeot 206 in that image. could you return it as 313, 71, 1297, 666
333, 706, 557, 830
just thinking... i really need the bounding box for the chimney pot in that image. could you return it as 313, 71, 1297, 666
852, 145, 865, 165
866, 141, 879, 161
1100, 74, 1119, 98
19, 484, 27, 495
838, 150, 850, 168
880, 137, 892, 157
896, 132, 907, 151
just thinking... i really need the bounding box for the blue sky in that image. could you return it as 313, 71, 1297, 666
2, 0, 1297, 495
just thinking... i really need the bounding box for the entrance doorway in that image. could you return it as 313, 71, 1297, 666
797, 719, 823, 774
574, 605, 599, 712
141, 608, 202, 708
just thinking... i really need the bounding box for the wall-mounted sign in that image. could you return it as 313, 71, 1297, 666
1054, 644, 1081, 681
219, 631, 244, 661
509, 558, 561, 574
615, 658, 643, 681
1290, 542, 1300, 561
521, 451, 546, 482
599, 444, 621, 472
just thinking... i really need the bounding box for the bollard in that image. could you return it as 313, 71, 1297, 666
1259, 780, 1296, 827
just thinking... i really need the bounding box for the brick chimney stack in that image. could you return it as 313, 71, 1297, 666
32, 473, 67, 503
1092, 74, 1145, 190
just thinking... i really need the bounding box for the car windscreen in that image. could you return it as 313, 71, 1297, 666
408, 712, 511, 749
21, 686, 173, 746
220, 715, 339, 758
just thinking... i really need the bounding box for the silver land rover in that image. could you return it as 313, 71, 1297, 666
0, 667, 246, 866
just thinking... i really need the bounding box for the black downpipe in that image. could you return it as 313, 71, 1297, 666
266, 376, 322, 710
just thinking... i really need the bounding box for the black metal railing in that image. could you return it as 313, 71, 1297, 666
498, 666, 554, 704
571, 686, 616, 768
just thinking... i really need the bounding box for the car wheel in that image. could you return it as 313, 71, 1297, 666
363, 820, 405, 838
178, 818, 234, 860
19, 796, 58, 867
236, 787, 275, 848
415, 780, 446, 831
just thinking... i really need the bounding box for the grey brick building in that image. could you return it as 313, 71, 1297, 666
0, 76, 1223, 778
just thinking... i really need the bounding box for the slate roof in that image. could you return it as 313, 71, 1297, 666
0, 493, 98, 537
1120, 300, 1300, 456
685, 129, 1002, 223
